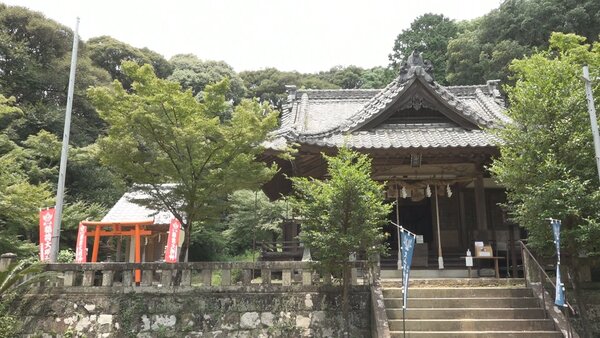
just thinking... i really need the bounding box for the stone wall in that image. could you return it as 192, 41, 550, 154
13, 286, 371, 337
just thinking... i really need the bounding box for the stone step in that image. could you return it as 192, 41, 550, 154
384, 297, 540, 308
383, 287, 532, 298
386, 307, 546, 319
388, 318, 556, 331
382, 278, 526, 288
389, 331, 564, 338
381, 269, 470, 278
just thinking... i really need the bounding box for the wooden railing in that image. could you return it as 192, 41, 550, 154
42, 261, 374, 288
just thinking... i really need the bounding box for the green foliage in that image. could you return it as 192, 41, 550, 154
0, 258, 43, 296
87, 35, 173, 86
490, 33, 600, 256
0, 4, 112, 146
445, 0, 600, 85
222, 190, 286, 255
291, 148, 390, 269
291, 148, 390, 333
240, 66, 392, 109
389, 13, 459, 84
57, 248, 75, 263
115, 293, 145, 337
168, 54, 246, 106
88, 62, 279, 260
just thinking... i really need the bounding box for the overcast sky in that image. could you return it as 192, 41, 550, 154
2, 0, 502, 73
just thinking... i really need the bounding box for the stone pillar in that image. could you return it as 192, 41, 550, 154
282, 269, 292, 286
101, 270, 114, 286
302, 270, 312, 286
122, 270, 133, 286
160, 270, 172, 287
82, 271, 95, 286
349, 253, 358, 286
63, 271, 75, 287
141, 270, 153, 286
202, 269, 212, 286
180, 270, 192, 286
261, 268, 271, 285
242, 269, 252, 285
0, 253, 17, 272
221, 269, 231, 286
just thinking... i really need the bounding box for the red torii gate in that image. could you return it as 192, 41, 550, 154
81, 219, 158, 283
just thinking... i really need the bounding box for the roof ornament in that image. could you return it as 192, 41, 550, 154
399, 49, 434, 83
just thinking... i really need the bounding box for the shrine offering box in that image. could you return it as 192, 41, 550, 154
475, 244, 493, 257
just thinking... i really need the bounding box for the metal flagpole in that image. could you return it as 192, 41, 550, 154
396, 184, 401, 271
390, 221, 417, 236
49, 18, 79, 263
583, 65, 600, 184
391, 221, 413, 338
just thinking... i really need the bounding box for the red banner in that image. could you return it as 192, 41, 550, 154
39, 208, 55, 262
165, 218, 181, 263
75, 222, 87, 263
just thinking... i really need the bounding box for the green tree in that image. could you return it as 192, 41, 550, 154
291, 148, 390, 334
445, 30, 486, 85
360, 66, 395, 89
318, 65, 364, 89
168, 54, 246, 106
88, 62, 279, 261
87, 35, 173, 86
445, 0, 600, 85
0, 4, 112, 146
389, 13, 459, 84
222, 190, 286, 256
490, 33, 600, 334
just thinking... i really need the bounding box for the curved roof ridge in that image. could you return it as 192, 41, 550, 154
474, 89, 511, 125
431, 83, 493, 128
298, 88, 381, 92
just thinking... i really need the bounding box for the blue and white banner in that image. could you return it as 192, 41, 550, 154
401, 229, 416, 309
551, 219, 565, 307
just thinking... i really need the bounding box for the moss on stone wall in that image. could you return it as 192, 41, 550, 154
11, 286, 371, 337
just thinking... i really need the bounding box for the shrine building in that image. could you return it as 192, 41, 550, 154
262, 51, 518, 268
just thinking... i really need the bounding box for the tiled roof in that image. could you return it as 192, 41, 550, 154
102, 186, 175, 225
267, 68, 508, 151
297, 127, 498, 149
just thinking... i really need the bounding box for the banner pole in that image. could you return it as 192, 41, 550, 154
396, 186, 401, 270
49, 17, 80, 263
403, 306, 406, 338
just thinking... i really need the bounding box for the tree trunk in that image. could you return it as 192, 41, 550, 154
342, 263, 350, 338
179, 222, 192, 263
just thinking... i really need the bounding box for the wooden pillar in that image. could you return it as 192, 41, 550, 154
474, 174, 488, 232
458, 189, 468, 248
91, 225, 101, 262
134, 224, 141, 284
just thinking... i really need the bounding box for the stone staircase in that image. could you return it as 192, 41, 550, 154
382, 279, 563, 337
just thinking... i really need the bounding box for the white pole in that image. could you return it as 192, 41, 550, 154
583, 65, 600, 184
434, 185, 444, 269
396, 187, 401, 270
49, 18, 79, 263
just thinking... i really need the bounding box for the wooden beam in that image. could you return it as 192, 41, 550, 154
85, 230, 153, 237
82, 219, 154, 227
